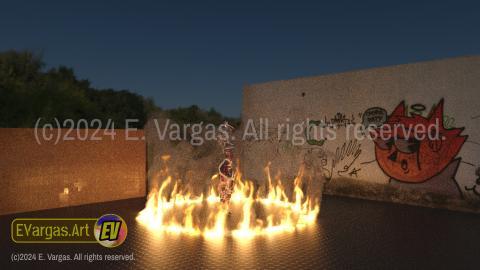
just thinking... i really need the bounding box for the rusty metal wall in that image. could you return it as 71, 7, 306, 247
0, 128, 146, 215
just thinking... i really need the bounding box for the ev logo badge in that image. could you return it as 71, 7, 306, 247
99, 221, 121, 241
94, 214, 127, 247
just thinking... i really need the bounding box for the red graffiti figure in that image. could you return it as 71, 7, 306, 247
217, 122, 235, 204
374, 99, 467, 183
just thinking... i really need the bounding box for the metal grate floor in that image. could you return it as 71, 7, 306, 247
1, 195, 479, 269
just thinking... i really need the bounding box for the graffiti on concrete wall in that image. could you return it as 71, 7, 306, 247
464, 168, 480, 197
305, 113, 358, 146
319, 140, 363, 181
371, 99, 480, 201
292, 98, 479, 203
374, 99, 466, 183
362, 107, 387, 128
305, 99, 480, 202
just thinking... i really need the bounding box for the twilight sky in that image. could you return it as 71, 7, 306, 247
1, 0, 478, 116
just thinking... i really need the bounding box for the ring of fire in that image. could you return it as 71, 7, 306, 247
136, 161, 320, 240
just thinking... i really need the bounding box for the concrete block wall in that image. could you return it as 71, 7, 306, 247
241, 56, 480, 213
0, 128, 146, 215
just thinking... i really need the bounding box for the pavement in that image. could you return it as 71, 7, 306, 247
1, 195, 479, 269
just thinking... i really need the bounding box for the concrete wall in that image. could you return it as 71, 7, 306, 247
0, 128, 146, 215
144, 114, 324, 204
241, 56, 480, 213
144, 114, 228, 196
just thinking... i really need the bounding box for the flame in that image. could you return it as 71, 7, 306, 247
137, 160, 320, 240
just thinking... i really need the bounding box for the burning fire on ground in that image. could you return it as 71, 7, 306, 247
136, 156, 320, 239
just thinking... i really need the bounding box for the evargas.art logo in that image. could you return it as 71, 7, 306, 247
11, 214, 128, 248
94, 214, 128, 248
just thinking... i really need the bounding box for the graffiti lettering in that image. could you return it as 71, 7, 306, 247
311, 113, 357, 128
362, 107, 387, 128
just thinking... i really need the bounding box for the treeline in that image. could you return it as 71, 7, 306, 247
0, 50, 238, 128
166, 105, 240, 128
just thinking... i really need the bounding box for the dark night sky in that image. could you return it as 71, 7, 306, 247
1, 0, 478, 116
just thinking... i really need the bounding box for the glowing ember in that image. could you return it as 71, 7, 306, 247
137, 159, 320, 239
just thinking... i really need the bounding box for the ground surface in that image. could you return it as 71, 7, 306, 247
1, 195, 479, 269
